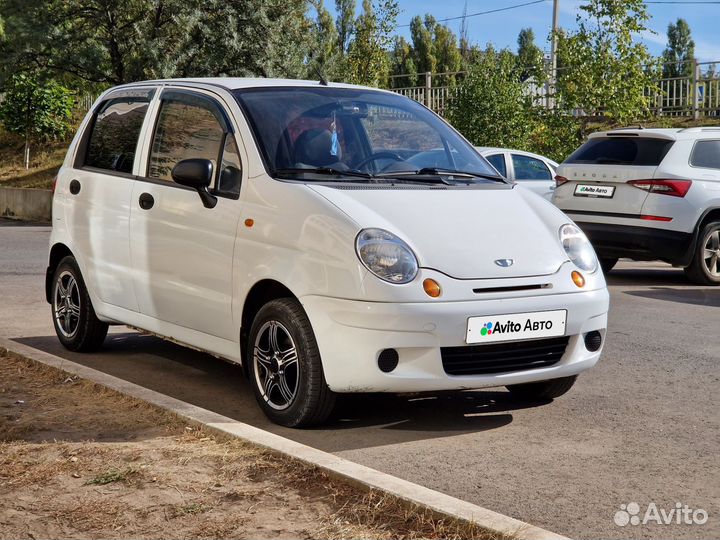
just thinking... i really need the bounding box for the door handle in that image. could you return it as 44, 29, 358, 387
69, 179, 81, 195
139, 192, 154, 210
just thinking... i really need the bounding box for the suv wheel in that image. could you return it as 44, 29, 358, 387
51, 256, 109, 351
506, 375, 577, 401
599, 257, 618, 274
684, 221, 720, 286
247, 298, 335, 427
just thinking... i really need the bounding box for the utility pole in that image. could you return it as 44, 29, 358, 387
548, 0, 560, 109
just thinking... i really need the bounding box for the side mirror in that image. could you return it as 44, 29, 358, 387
171, 158, 217, 209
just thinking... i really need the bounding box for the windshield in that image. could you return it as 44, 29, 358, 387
232, 86, 501, 182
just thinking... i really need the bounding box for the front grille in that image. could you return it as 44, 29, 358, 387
441, 336, 570, 376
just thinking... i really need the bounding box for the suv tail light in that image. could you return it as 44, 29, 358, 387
627, 179, 692, 197
555, 175, 569, 187
51, 174, 58, 194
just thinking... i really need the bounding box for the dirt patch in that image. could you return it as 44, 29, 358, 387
0, 353, 506, 540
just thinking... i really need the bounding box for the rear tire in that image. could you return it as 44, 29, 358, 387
599, 257, 618, 274
506, 375, 577, 401
51, 256, 108, 352
247, 298, 335, 427
684, 221, 720, 286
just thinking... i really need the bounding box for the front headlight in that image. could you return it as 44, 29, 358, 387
559, 223, 598, 273
355, 228, 419, 284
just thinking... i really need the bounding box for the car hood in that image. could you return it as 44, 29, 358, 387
308, 184, 570, 279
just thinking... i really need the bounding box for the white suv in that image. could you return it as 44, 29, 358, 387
47, 78, 609, 427
554, 128, 720, 284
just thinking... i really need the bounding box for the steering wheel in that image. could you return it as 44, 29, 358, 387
354, 151, 405, 172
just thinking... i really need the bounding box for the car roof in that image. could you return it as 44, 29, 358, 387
589, 127, 720, 141
114, 77, 395, 94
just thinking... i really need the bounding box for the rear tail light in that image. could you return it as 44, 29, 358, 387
555, 175, 569, 187
51, 174, 58, 194
627, 179, 692, 197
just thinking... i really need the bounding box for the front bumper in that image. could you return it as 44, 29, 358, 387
301, 287, 609, 393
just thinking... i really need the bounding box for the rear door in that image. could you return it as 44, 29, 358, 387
66, 87, 156, 311
510, 153, 555, 200
130, 88, 243, 339
554, 135, 675, 217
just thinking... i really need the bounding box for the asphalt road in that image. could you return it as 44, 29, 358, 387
1, 222, 718, 539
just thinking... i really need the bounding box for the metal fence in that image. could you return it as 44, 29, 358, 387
387, 60, 720, 119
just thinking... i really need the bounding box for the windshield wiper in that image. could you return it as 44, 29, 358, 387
273, 167, 373, 179
376, 167, 506, 182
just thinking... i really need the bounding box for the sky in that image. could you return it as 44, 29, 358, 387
324, 0, 720, 64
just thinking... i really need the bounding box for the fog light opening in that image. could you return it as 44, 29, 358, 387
377, 349, 399, 373
423, 278, 442, 298
571, 270, 585, 288
584, 331, 602, 352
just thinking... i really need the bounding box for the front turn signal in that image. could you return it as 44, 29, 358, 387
423, 278, 442, 298
571, 270, 586, 288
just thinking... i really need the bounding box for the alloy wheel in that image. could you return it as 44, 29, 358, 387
703, 230, 720, 277
53, 270, 81, 338
252, 321, 300, 410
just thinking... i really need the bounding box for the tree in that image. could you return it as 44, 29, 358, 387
403, 15, 462, 85
335, 0, 356, 56
389, 36, 418, 88
409, 15, 436, 75
554, 0, 658, 123
0, 0, 313, 86
446, 46, 536, 149
517, 28, 545, 82
662, 18, 695, 78
346, 0, 398, 86
309, 0, 343, 80
0, 74, 74, 169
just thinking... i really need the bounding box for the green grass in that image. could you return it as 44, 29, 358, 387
84, 467, 139, 486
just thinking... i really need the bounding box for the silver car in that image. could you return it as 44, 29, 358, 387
553, 127, 720, 285
476, 147, 558, 201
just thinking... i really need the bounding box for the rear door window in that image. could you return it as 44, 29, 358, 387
85, 98, 150, 174
565, 137, 674, 166
511, 154, 551, 180
485, 153, 507, 176
690, 140, 720, 170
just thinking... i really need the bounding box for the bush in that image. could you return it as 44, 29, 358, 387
445, 47, 535, 150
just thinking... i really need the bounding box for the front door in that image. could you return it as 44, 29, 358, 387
130, 89, 243, 339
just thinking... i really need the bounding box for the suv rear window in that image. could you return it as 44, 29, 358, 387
565, 137, 674, 166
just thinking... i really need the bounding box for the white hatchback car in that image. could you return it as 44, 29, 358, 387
476, 147, 559, 200
47, 78, 609, 427
554, 128, 720, 284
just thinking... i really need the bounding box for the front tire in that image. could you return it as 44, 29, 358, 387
51, 256, 108, 351
684, 221, 720, 285
506, 375, 577, 401
247, 298, 335, 427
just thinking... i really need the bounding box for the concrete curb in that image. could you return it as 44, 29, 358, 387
0, 187, 52, 222
1, 337, 568, 540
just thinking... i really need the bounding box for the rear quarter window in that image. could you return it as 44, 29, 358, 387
690, 140, 720, 169
565, 137, 674, 166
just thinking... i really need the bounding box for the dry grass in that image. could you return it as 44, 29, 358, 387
0, 129, 69, 190
0, 352, 509, 540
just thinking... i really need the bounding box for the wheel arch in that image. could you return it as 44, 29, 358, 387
686, 207, 720, 266
45, 243, 75, 303
240, 279, 298, 374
